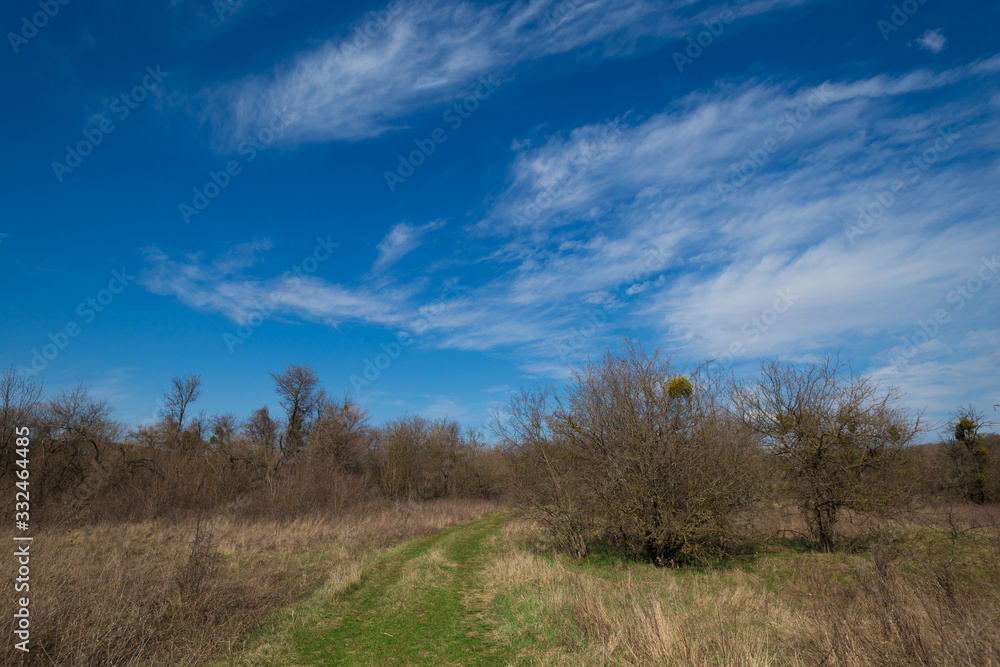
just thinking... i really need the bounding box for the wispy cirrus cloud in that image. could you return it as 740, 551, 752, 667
151, 55, 1000, 420
432, 58, 1000, 383
206, 0, 815, 148
140, 239, 405, 328
372, 220, 445, 273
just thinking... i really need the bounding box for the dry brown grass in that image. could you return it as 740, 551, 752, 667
482, 504, 1000, 666
0, 498, 500, 666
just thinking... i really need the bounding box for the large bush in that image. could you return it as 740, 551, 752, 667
496, 339, 764, 564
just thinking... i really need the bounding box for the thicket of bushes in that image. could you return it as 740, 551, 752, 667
0, 365, 507, 528
492, 340, 997, 563
0, 340, 995, 560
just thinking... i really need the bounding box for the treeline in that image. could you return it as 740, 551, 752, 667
0, 341, 996, 560
0, 364, 508, 525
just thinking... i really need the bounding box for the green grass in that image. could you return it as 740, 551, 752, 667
223, 513, 522, 666
216, 510, 1000, 666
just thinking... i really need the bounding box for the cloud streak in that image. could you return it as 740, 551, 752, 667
207, 0, 814, 148
372, 220, 445, 273
436, 58, 1000, 379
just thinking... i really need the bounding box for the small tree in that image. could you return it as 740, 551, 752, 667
492, 385, 590, 557
367, 416, 423, 499
270, 364, 324, 460
731, 356, 921, 551
162, 374, 202, 451
365, 415, 463, 500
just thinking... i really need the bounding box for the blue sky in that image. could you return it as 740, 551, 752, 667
2, 0, 998, 437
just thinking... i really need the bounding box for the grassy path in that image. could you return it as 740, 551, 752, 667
264, 513, 515, 666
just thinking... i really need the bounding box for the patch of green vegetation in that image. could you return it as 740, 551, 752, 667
573, 542, 635, 570
222, 514, 522, 666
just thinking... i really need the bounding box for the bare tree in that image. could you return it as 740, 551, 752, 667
367, 415, 429, 499
730, 356, 922, 551
454, 428, 508, 499
162, 374, 202, 450
183, 412, 208, 452
270, 364, 324, 459
0, 367, 42, 478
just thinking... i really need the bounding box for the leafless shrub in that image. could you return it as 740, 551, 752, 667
161, 373, 202, 451
243, 406, 279, 458
492, 385, 593, 557
176, 484, 218, 596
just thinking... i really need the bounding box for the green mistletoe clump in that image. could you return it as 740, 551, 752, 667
666, 376, 693, 399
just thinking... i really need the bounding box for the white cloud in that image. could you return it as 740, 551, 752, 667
372, 220, 445, 273
915, 29, 946, 54
207, 0, 814, 147
436, 59, 1000, 374
141, 239, 405, 328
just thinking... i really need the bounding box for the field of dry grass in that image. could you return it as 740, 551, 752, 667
480, 503, 1000, 666
0, 498, 500, 666
3, 499, 998, 666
